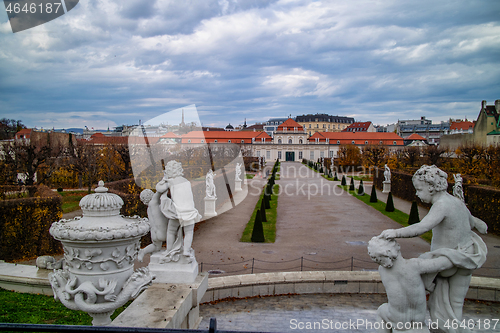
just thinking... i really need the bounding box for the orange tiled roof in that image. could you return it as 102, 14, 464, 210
15, 128, 33, 139
160, 132, 180, 138
342, 121, 372, 132
276, 118, 305, 132
180, 130, 272, 143
309, 131, 404, 145
450, 121, 475, 131
406, 133, 426, 141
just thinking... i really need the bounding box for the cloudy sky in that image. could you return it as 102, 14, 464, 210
1, 0, 499, 130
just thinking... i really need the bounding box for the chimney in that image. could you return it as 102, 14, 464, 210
495, 100, 500, 113
482, 100, 487, 110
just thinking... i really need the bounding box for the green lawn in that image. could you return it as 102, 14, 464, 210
338, 185, 432, 243
60, 191, 87, 214
240, 184, 279, 243
245, 174, 255, 179
0, 288, 130, 325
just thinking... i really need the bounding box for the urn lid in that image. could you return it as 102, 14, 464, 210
79, 181, 123, 217
49, 181, 149, 242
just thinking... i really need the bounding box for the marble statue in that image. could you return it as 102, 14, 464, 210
137, 189, 172, 262
384, 164, 391, 182
205, 169, 216, 199
453, 174, 465, 202
36, 255, 63, 269
379, 165, 487, 333
159, 161, 202, 263
368, 236, 454, 333
235, 163, 242, 181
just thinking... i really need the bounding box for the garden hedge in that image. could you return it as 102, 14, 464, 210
0, 185, 62, 262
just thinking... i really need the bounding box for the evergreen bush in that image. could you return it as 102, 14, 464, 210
357, 179, 365, 195
341, 175, 346, 186
385, 192, 395, 212
334, 171, 339, 181
260, 198, 267, 222
408, 200, 420, 225
349, 177, 355, 191
370, 185, 378, 203
251, 210, 265, 242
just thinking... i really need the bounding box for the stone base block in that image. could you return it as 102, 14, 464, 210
382, 181, 391, 193
235, 180, 242, 192
204, 197, 217, 218
149, 253, 199, 284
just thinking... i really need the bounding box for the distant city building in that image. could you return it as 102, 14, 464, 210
397, 117, 450, 145
375, 123, 396, 133
264, 118, 288, 136
342, 121, 376, 133
449, 119, 475, 134
404, 133, 428, 147
295, 114, 355, 137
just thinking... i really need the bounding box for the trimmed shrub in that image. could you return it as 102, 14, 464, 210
250, 210, 265, 242
260, 198, 267, 222
341, 175, 346, 186
385, 192, 395, 212
370, 185, 378, 203
349, 177, 355, 191
408, 200, 420, 225
334, 172, 339, 181
357, 179, 365, 196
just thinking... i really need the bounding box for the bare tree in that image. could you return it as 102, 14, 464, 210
70, 141, 100, 192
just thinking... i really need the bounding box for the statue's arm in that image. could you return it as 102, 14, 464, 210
470, 214, 488, 234
381, 203, 445, 239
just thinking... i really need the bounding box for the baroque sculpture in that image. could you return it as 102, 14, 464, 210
384, 164, 391, 182
368, 236, 454, 333
453, 174, 465, 202
235, 163, 242, 181
48, 181, 153, 326
376, 165, 487, 333
205, 169, 216, 199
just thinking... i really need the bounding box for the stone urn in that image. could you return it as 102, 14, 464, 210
48, 181, 153, 326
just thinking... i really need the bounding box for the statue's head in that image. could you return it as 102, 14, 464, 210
140, 189, 154, 205
164, 160, 184, 179
368, 236, 400, 268
412, 165, 447, 195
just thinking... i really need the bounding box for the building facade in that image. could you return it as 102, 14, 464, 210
295, 114, 355, 137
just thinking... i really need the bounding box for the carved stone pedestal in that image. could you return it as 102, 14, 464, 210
235, 180, 242, 192
149, 252, 198, 284
382, 181, 391, 193
204, 197, 217, 218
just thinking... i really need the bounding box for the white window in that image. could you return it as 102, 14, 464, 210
337, 140, 340, 144
278, 139, 282, 144
261, 138, 265, 142
241, 140, 244, 143
257, 151, 261, 157
365, 141, 368, 144
393, 141, 397, 145
228, 140, 231, 143
299, 151, 303, 159
288, 139, 292, 144
380, 141, 383, 145
188, 139, 191, 143
352, 140, 355, 144
310, 151, 314, 160
326, 138, 329, 143
201, 139, 204, 143
315, 138, 319, 143
329, 151, 334, 157
266, 151, 271, 159
320, 151, 324, 158
284, 127, 287, 131
278, 151, 282, 159
214, 140, 218, 143
299, 139, 303, 144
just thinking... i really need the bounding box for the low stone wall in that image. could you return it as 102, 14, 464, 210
202, 271, 500, 303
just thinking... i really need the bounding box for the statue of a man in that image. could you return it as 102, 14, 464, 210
380, 165, 487, 333
384, 164, 391, 182
206, 169, 216, 199
235, 163, 242, 181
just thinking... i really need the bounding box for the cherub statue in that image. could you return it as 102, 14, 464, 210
384, 164, 391, 182
205, 169, 216, 199
368, 236, 454, 333
380, 165, 487, 333
137, 188, 174, 262
158, 161, 202, 263
235, 163, 242, 181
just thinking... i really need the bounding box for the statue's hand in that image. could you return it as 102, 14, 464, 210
380, 229, 397, 239
474, 217, 488, 234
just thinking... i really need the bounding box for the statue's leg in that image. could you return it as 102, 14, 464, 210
166, 220, 180, 252
448, 268, 472, 320
138, 242, 161, 262
183, 224, 195, 257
